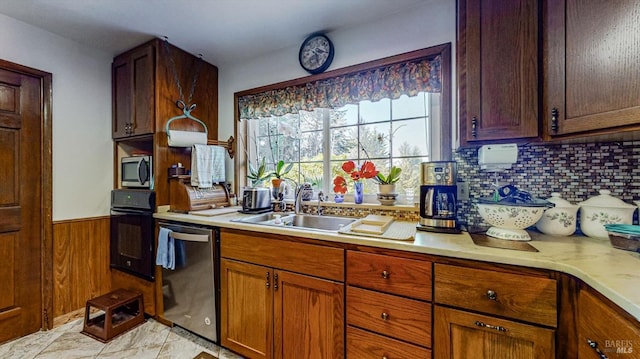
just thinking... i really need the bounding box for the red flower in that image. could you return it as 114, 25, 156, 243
360, 161, 378, 179
333, 176, 347, 194
333, 160, 378, 195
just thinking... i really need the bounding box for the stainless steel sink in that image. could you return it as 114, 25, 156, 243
232, 213, 355, 231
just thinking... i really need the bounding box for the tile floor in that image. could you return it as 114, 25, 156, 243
0, 318, 244, 359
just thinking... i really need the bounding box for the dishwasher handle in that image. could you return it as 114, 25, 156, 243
168, 231, 209, 243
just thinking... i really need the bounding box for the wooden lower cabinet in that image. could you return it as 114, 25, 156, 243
578, 289, 640, 359
221, 259, 344, 359
434, 306, 555, 358
220, 229, 345, 359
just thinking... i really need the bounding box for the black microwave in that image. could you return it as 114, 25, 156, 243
121, 155, 153, 188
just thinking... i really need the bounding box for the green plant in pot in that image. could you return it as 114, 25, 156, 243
374, 166, 402, 195
247, 157, 272, 187
270, 160, 293, 188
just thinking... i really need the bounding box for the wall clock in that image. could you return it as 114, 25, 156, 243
298, 33, 334, 75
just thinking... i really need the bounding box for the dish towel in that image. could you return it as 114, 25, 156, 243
191, 144, 226, 188
156, 227, 175, 270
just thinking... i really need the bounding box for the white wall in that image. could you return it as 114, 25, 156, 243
218, 0, 456, 183
0, 13, 113, 221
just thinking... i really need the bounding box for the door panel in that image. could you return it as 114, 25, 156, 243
0, 67, 44, 343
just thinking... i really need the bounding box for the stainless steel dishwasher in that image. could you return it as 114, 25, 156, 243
158, 222, 218, 343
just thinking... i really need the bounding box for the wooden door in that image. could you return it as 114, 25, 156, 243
0, 63, 49, 343
220, 259, 273, 359
274, 270, 344, 359
434, 306, 555, 359
459, 0, 539, 144
543, 0, 640, 137
112, 44, 154, 139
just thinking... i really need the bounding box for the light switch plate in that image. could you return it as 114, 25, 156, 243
457, 181, 469, 201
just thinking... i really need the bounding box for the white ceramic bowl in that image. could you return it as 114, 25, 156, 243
578, 190, 636, 239
535, 193, 579, 236
477, 203, 547, 241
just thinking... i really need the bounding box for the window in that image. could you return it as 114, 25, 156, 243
246, 92, 438, 203
235, 44, 452, 204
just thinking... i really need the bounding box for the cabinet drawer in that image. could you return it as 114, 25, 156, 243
221, 230, 344, 281
434, 264, 557, 327
578, 290, 640, 359
347, 326, 431, 359
347, 286, 431, 347
347, 251, 432, 301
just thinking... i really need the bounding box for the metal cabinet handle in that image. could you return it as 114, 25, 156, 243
551, 107, 559, 133
486, 290, 497, 300
382, 356, 388, 359
274, 273, 279, 291
587, 339, 609, 359
381, 312, 389, 321
266, 272, 270, 288
475, 320, 507, 332
381, 270, 390, 279
471, 116, 478, 138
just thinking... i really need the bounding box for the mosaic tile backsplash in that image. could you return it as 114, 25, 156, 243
455, 141, 640, 230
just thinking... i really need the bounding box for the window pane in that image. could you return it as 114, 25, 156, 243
329, 126, 357, 159
392, 118, 429, 157
333, 104, 358, 126
300, 130, 323, 162
300, 110, 322, 131
359, 122, 390, 159
392, 94, 427, 120
360, 99, 390, 124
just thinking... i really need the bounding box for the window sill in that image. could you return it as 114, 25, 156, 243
305, 200, 419, 213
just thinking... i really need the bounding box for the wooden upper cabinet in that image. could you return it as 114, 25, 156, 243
458, 0, 540, 145
112, 44, 155, 139
543, 0, 640, 138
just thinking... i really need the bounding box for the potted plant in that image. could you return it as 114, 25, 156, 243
247, 157, 271, 187
270, 160, 293, 189
374, 166, 402, 195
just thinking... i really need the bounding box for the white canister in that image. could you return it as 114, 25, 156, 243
536, 193, 579, 236
578, 190, 636, 239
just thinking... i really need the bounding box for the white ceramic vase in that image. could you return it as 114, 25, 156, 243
536, 193, 579, 236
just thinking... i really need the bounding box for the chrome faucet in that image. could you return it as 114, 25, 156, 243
294, 184, 304, 214
317, 191, 325, 215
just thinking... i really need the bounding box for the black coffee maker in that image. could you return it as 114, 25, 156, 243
417, 161, 460, 233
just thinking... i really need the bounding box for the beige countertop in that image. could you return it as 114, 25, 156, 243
154, 208, 640, 322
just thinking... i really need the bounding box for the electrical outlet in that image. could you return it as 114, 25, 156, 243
457, 181, 469, 201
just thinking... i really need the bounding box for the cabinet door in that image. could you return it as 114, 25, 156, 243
459, 0, 539, 144
578, 290, 640, 358
112, 45, 154, 139
434, 306, 555, 359
220, 259, 273, 359
274, 270, 344, 359
544, 0, 640, 137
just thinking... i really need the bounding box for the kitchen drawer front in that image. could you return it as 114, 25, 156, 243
347, 326, 431, 359
221, 230, 344, 281
347, 251, 432, 301
578, 290, 640, 359
347, 286, 431, 347
434, 263, 557, 327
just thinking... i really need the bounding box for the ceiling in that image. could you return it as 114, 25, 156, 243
0, 0, 429, 66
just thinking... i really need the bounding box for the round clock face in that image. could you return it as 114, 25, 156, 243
299, 34, 334, 74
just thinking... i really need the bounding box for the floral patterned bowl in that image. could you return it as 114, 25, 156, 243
477, 203, 548, 241
578, 190, 636, 239
535, 193, 579, 236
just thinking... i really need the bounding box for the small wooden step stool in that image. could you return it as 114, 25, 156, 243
81, 288, 144, 342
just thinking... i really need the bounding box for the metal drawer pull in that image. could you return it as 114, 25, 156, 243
381, 270, 390, 279
381, 312, 389, 321
274, 273, 279, 291
266, 272, 270, 288
382, 357, 388, 359
486, 290, 497, 300
475, 321, 507, 332
587, 339, 609, 359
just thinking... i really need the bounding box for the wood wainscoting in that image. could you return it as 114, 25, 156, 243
52, 216, 111, 319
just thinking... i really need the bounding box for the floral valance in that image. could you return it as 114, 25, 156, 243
238, 55, 442, 120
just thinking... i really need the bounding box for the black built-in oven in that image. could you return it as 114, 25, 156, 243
110, 189, 155, 281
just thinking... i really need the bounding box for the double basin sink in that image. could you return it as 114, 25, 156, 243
232, 212, 355, 232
